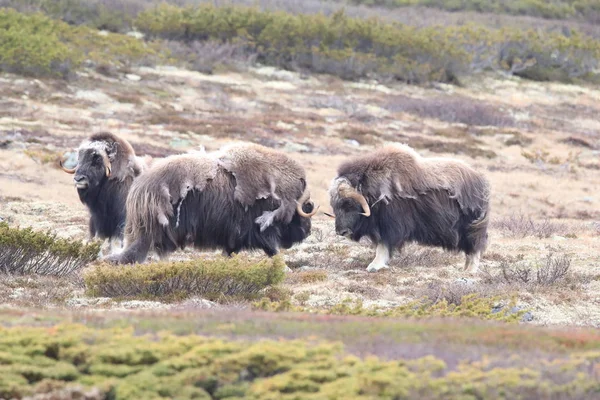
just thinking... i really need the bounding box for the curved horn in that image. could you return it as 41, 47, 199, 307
59, 159, 76, 174
338, 183, 370, 217
101, 153, 112, 177
296, 187, 320, 218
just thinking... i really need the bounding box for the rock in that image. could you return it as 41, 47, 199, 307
169, 138, 191, 149
276, 121, 297, 131
521, 311, 534, 322
61, 151, 78, 169
126, 31, 145, 40
171, 103, 184, 112
345, 139, 360, 147
177, 297, 217, 309
126, 73, 142, 82
454, 277, 475, 286
552, 235, 567, 241
283, 142, 310, 153
75, 90, 113, 104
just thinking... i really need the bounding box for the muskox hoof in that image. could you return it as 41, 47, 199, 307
102, 254, 121, 264
366, 263, 389, 273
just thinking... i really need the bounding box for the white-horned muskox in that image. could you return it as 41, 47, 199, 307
328, 144, 490, 274
60, 132, 149, 250
105, 143, 319, 264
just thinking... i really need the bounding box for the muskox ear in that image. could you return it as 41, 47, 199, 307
302, 202, 314, 214
105, 141, 119, 161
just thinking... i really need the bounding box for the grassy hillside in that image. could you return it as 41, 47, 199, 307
2, 3, 600, 84
349, 0, 600, 23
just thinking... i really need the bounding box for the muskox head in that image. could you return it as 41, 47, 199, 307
60, 141, 114, 199
328, 177, 370, 240
280, 186, 319, 248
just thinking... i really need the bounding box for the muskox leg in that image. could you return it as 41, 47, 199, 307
464, 251, 481, 274
104, 236, 151, 265
366, 243, 391, 272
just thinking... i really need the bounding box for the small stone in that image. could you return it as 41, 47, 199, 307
552, 235, 567, 241
521, 311, 534, 322
126, 74, 141, 82
126, 31, 145, 40
171, 103, 184, 112
283, 142, 310, 153
61, 151, 78, 169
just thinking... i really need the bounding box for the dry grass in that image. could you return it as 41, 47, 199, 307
385, 94, 517, 127
285, 269, 328, 285
407, 135, 497, 159
494, 214, 573, 239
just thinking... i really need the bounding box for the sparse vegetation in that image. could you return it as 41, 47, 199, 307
385, 94, 517, 126
0, 8, 156, 78
3, 2, 600, 83
255, 293, 526, 323
84, 256, 287, 301
1, 315, 600, 400
494, 213, 572, 238
0, 222, 100, 276
349, 0, 600, 24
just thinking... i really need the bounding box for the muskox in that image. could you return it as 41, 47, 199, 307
328, 144, 490, 274
60, 132, 148, 251
106, 143, 319, 264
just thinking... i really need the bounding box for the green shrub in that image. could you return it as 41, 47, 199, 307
0, 222, 100, 276
84, 255, 287, 301
0, 322, 599, 399
135, 4, 469, 83
348, 0, 600, 23
0, 8, 156, 78
134, 4, 600, 83
254, 293, 526, 323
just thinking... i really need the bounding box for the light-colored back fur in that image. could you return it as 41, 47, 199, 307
124, 143, 311, 247
215, 143, 307, 228
334, 143, 490, 217
124, 153, 218, 245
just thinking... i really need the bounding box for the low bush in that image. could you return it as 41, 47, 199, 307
348, 0, 600, 24
0, 222, 100, 276
135, 4, 600, 83
84, 255, 287, 301
482, 252, 590, 288
1, 321, 599, 399
255, 293, 525, 323
0, 9, 157, 78
494, 213, 572, 238
4, 3, 600, 83
384, 94, 517, 127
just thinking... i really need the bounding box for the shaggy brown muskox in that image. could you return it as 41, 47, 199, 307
106, 143, 319, 264
60, 132, 149, 250
328, 144, 490, 274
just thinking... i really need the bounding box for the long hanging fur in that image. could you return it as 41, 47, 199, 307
330, 143, 490, 257
111, 145, 315, 264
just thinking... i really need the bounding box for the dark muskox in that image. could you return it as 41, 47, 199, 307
60, 132, 148, 250
328, 144, 490, 274
106, 143, 319, 264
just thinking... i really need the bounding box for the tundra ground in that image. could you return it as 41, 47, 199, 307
2, 64, 600, 328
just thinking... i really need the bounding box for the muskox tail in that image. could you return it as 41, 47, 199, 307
467, 208, 490, 254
